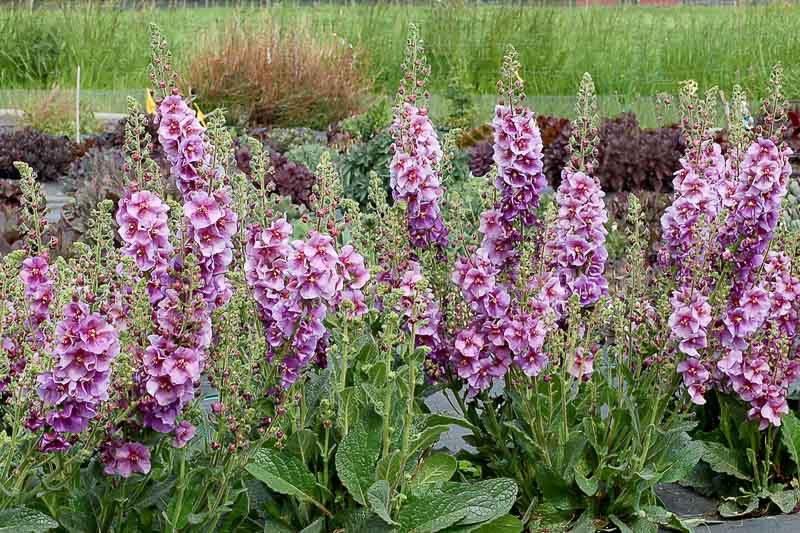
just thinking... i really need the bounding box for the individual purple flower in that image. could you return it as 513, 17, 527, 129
172, 420, 197, 449
184, 190, 223, 229
103, 441, 152, 478
567, 347, 595, 381
39, 431, 71, 453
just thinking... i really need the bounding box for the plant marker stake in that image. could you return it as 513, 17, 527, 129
75, 65, 81, 144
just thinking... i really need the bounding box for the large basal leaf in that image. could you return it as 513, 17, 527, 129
768, 489, 800, 514
443, 514, 523, 533
718, 495, 759, 518
781, 412, 800, 470
335, 417, 382, 505
574, 469, 598, 497
246, 448, 318, 502
701, 442, 752, 481
396, 478, 517, 532
0, 507, 58, 532
658, 438, 704, 484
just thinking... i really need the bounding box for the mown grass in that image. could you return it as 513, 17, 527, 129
1, 2, 799, 103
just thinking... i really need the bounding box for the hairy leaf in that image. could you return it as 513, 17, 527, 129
701, 442, 751, 481
246, 448, 318, 501
412, 453, 457, 485
0, 508, 58, 532
396, 478, 517, 532
336, 417, 382, 505
367, 480, 397, 525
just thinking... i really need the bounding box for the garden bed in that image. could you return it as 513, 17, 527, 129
3, 22, 800, 533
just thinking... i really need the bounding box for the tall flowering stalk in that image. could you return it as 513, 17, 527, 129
546, 73, 609, 307
448, 48, 557, 393
482, 46, 547, 270
389, 24, 448, 250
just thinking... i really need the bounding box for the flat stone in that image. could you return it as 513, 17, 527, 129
657, 483, 717, 518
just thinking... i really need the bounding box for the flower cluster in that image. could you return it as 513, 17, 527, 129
722, 138, 792, 285
183, 188, 237, 309
378, 260, 449, 379
716, 251, 800, 428
157, 94, 209, 195
546, 169, 609, 306
36, 302, 120, 449
138, 283, 210, 433
20, 254, 54, 332
116, 189, 172, 273
478, 105, 547, 271
157, 93, 237, 311
491, 104, 547, 228
450, 249, 551, 392
660, 141, 727, 271
245, 218, 369, 387
389, 103, 448, 249
670, 288, 713, 404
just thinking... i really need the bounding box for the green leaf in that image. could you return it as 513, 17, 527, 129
287, 429, 318, 466
304, 368, 331, 412
701, 441, 752, 481
568, 510, 596, 533
535, 465, 581, 511
575, 470, 598, 496
609, 515, 632, 533
423, 414, 479, 434
246, 448, 318, 501
396, 478, 517, 532
444, 478, 517, 525
718, 495, 759, 517
444, 514, 523, 533
781, 413, 800, 469
0, 507, 58, 532
413, 453, 457, 485
377, 450, 404, 483
409, 425, 450, 457
361, 382, 387, 415
299, 518, 325, 533
337, 386, 365, 434
335, 417, 382, 505
367, 480, 397, 525
659, 438, 704, 484
769, 489, 800, 514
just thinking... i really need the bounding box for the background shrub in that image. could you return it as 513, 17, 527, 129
0, 128, 80, 181
186, 16, 371, 129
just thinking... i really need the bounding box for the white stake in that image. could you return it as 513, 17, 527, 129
76, 65, 81, 143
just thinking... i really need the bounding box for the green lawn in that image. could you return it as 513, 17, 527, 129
1, 2, 798, 115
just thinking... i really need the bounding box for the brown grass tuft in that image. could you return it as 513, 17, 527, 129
186, 16, 371, 130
